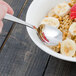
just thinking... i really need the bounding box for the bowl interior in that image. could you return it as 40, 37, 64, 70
26, 0, 76, 62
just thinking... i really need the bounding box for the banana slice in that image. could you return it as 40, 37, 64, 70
61, 38, 76, 57
54, 3, 71, 17
48, 8, 55, 17
69, 22, 76, 36
41, 17, 60, 28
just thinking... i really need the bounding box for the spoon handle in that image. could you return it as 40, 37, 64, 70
4, 14, 33, 29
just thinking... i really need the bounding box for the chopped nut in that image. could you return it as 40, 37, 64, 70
68, 3, 73, 7
57, 42, 61, 49
53, 14, 59, 18
45, 16, 48, 17
59, 16, 63, 21
73, 52, 76, 57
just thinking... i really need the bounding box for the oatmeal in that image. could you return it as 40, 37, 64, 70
40, 0, 76, 57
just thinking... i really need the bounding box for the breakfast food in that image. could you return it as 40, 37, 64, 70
70, 4, 76, 19
61, 38, 76, 57
54, 3, 71, 17
69, 22, 76, 35
41, 17, 60, 28
40, 0, 76, 57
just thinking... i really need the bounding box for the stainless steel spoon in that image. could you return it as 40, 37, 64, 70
4, 14, 62, 46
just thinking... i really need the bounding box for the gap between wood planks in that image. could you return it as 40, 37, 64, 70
0, 0, 28, 51
42, 56, 51, 76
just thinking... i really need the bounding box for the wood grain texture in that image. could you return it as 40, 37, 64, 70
0, 0, 27, 47
0, 0, 50, 76
44, 57, 76, 76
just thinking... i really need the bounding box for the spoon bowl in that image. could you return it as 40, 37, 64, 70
41, 25, 62, 46
37, 24, 62, 46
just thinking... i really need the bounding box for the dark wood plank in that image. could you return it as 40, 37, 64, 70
44, 56, 76, 76
0, 0, 27, 47
0, 0, 50, 76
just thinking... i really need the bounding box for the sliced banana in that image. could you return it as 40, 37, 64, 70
48, 8, 55, 17
41, 17, 60, 28
69, 22, 76, 36
61, 38, 76, 57
54, 3, 71, 17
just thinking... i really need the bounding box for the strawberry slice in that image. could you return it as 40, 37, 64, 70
42, 32, 49, 42
70, 4, 76, 12
70, 12, 76, 19
70, 4, 76, 19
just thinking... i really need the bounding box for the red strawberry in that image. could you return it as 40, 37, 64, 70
70, 12, 76, 19
70, 4, 76, 19
70, 4, 76, 12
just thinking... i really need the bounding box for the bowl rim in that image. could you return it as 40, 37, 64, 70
25, 0, 76, 62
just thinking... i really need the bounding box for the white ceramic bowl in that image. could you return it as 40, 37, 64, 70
26, 0, 76, 62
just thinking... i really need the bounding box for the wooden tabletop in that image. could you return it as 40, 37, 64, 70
0, 0, 76, 76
